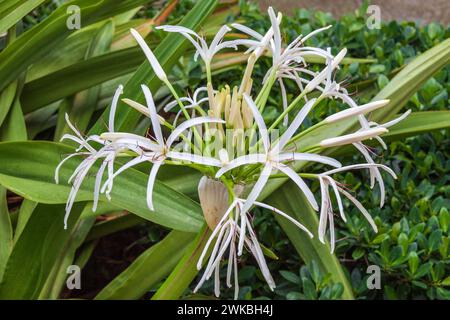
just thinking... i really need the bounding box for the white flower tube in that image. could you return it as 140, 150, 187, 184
320, 127, 388, 147
324, 99, 390, 123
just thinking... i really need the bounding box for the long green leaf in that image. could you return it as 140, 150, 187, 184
0, 203, 84, 299
0, 186, 12, 282
0, 0, 152, 92
0, 0, 46, 34
382, 110, 450, 140
95, 230, 195, 300
0, 141, 203, 232
55, 19, 115, 140
39, 214, 96, 299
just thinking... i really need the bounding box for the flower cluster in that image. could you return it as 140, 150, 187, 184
56, 7, 409, 298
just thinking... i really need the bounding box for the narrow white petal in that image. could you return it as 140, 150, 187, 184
339, 187, 378, 233
240, 163, 273, 214
275, 98, 317, 151
64, 158, 96, 229
101, 154, 153, 194
268, 7, 281, 59
276, 164, 318, 211
253, 200, 313, 237
318, 176, 328, 243
64, 113, 83, 139
331, 48, 347, 69
93, 160, 108, 212
167, 116, 225, 147
130, 28, 167, 81
197, 201, 238, 270
374, 135, 388, 150
231, 23, 263, 40
326, 177, 346, 222
108, 85, 124, 132
146, 161, 162, 211
194, 221, 231, 292
300, 25, 332, 43
278, 152, 341, 168
243, 94, 269, 153
324, 163, 397, 179
141, 84, 164, 146
245, 220, 275, 290
352, 142, 377, 187
278, 78, 289, 126
328, 205, 335, 253
237, 204, 247, 256
54, 152, 88, 184
100, 132, 160, 151
209, 25, 231, 56
254, 12, 282, 58
381, 109, 412, 128
214, 264, 221, 297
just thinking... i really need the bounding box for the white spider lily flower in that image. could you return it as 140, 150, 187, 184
130, 28, 167, 81
320, 127, 388, 148
324, 99, 390, 123
233, 7, 330, 121
231, 8, 283, 58
216, 95, 341, 213
304, 48, 347, 94
101, 84, 224, 211
56, 118, 144, 229
156, 25, 241, 68
317, 163, 397, 252
195, 193, 312, 299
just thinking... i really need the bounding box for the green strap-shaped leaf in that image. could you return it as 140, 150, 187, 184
0, 0, 46, 34
0, 186, 13, 282
152, 224, 211, 300
95, 230, 195, 300
0, 141, 204, 232
0, 0, 152, 92
54, 19, 115, 140
39, 214, 96, 299
0, 203, 84, 299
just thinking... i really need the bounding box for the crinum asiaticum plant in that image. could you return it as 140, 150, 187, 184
55, 7, 410, 299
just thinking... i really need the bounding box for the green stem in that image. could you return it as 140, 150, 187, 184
268, 172, 318, 180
